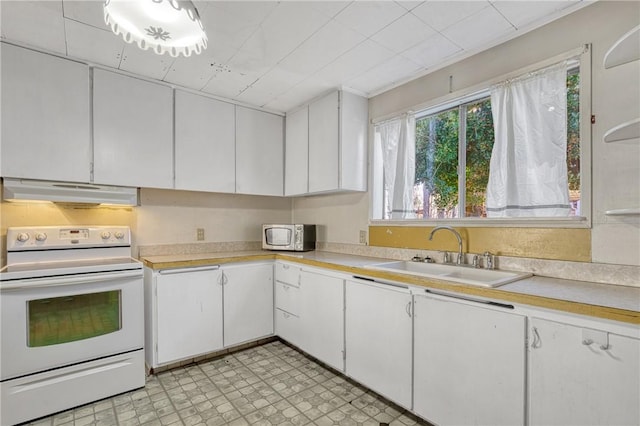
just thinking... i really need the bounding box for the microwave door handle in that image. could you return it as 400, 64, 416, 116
0, 270, 142, 291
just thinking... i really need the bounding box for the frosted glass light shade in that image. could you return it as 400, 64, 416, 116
104, 0, 207, 57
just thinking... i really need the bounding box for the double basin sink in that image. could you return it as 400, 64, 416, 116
365, 261, 532, 288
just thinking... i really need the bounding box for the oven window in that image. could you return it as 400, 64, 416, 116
27, 290, 122, 347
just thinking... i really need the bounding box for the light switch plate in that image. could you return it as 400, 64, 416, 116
359, 230, 367, 244
197, 228, 205, 241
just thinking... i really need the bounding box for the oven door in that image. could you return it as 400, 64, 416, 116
1, 269, 143, 380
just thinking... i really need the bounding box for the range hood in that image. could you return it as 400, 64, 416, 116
2, 178, 138, 206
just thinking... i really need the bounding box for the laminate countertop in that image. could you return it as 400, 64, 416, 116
141, 250, 640, 325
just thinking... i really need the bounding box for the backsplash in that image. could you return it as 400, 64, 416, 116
317, 242, 640, 289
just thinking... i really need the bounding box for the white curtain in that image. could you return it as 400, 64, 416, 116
375, 114, 416, 219
486, 62, 570, 217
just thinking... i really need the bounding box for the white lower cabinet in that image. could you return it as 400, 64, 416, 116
275, 308, 302, 347
298, 269, 345, 371
529, 317, 640, 426
145, 262, 274, 368
148, 267, 224, 367
222, 263, 274, 347
345, 279, 413, 409
413, 292, 527, 426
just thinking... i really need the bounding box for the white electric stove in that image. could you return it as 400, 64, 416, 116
0, 226, 145, 425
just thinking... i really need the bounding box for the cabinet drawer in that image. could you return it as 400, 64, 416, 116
275, 308, 301, 347
275, 262, 300, 287
275, 281, 299, 316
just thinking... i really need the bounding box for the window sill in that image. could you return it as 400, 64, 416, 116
370, 216, 590, 229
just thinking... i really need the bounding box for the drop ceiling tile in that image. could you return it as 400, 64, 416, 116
201, 67, 260, 101
235, 67, 305, 107
65, 19, 123, 68
402, 32, 461, 68
62, 0, 105, 29
346, 54, 422, 94
264, 78, 334, 112
334, 1, 407, 37
228, 2, 332, 74
206, 1, 278, 28
370, 12, 436, 53
396, 1, 425, 12
199, 3, 264, 51
491, 1, 580, 29
0, 0, 67, 54
118, 44, 175, 81
442, 5, 514, 51
315, 39, 396, 86
411, 1, 489, 32
163, 47, 238, 90
277, 20, 365, 77
307, 1, 352, 18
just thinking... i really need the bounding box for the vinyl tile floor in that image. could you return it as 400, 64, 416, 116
26, 340, 432, 426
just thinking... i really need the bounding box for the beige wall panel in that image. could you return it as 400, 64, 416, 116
369, 226, 591, 262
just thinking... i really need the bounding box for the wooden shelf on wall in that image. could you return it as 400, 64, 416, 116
603, 118, 640, 144
604, 25, 640, 69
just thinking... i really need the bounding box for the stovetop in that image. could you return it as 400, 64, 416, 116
0, 257, 142, 281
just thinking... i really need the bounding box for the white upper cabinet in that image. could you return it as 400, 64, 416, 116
284, 106, 309, 196
175, 91, 236, 193
1, 44, 90, 183
306, 90, 368, 194
93, 69, 173, 189
308, 91, 340, 193
235, 106, 284, 196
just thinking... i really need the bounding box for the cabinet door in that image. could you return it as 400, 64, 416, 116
299, 269, 344, 371
345, 280, 412, 409
339, 91, 368, 192
413, 293, 526, 426
175, 91, 235, 192
155, 269, 223, 365
529, 318, 640, 426
308, 91, 339, 193
1, 44, 90, 182
222, 263, 274, 347
275, 308, 302, 347
93, 69, 173, 188
284, 106, 309, 196
235, 106, 283, 196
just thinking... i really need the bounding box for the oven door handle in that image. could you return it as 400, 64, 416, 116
0, 270, 142, 290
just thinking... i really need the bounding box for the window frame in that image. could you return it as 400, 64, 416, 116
370, 45, 592, 228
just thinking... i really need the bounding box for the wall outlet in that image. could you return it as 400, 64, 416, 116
359, 230, 367, 244
197, 228, 205, 241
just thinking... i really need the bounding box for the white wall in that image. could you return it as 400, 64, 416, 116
292, 192, 369, 244
294, 1, 640, 266
0, 188, 292, 265
135, 189, 291, 246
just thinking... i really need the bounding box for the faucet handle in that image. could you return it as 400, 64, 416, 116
472, 254, 480, 268
441, 251, 450, 264
483, 251, 494, 270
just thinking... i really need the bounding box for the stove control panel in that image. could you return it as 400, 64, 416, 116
7, 226, 132, 251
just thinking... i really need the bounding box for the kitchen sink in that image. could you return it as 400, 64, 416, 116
365, 261, 532, 288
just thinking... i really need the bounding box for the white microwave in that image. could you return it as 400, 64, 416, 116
262, 224, 316, 252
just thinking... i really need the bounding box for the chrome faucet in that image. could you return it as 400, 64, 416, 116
428, 226, 464, 265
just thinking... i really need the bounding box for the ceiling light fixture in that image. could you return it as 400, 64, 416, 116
104, 0, 207, 57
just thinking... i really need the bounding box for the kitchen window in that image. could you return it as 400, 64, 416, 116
372, 47, 590, 225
